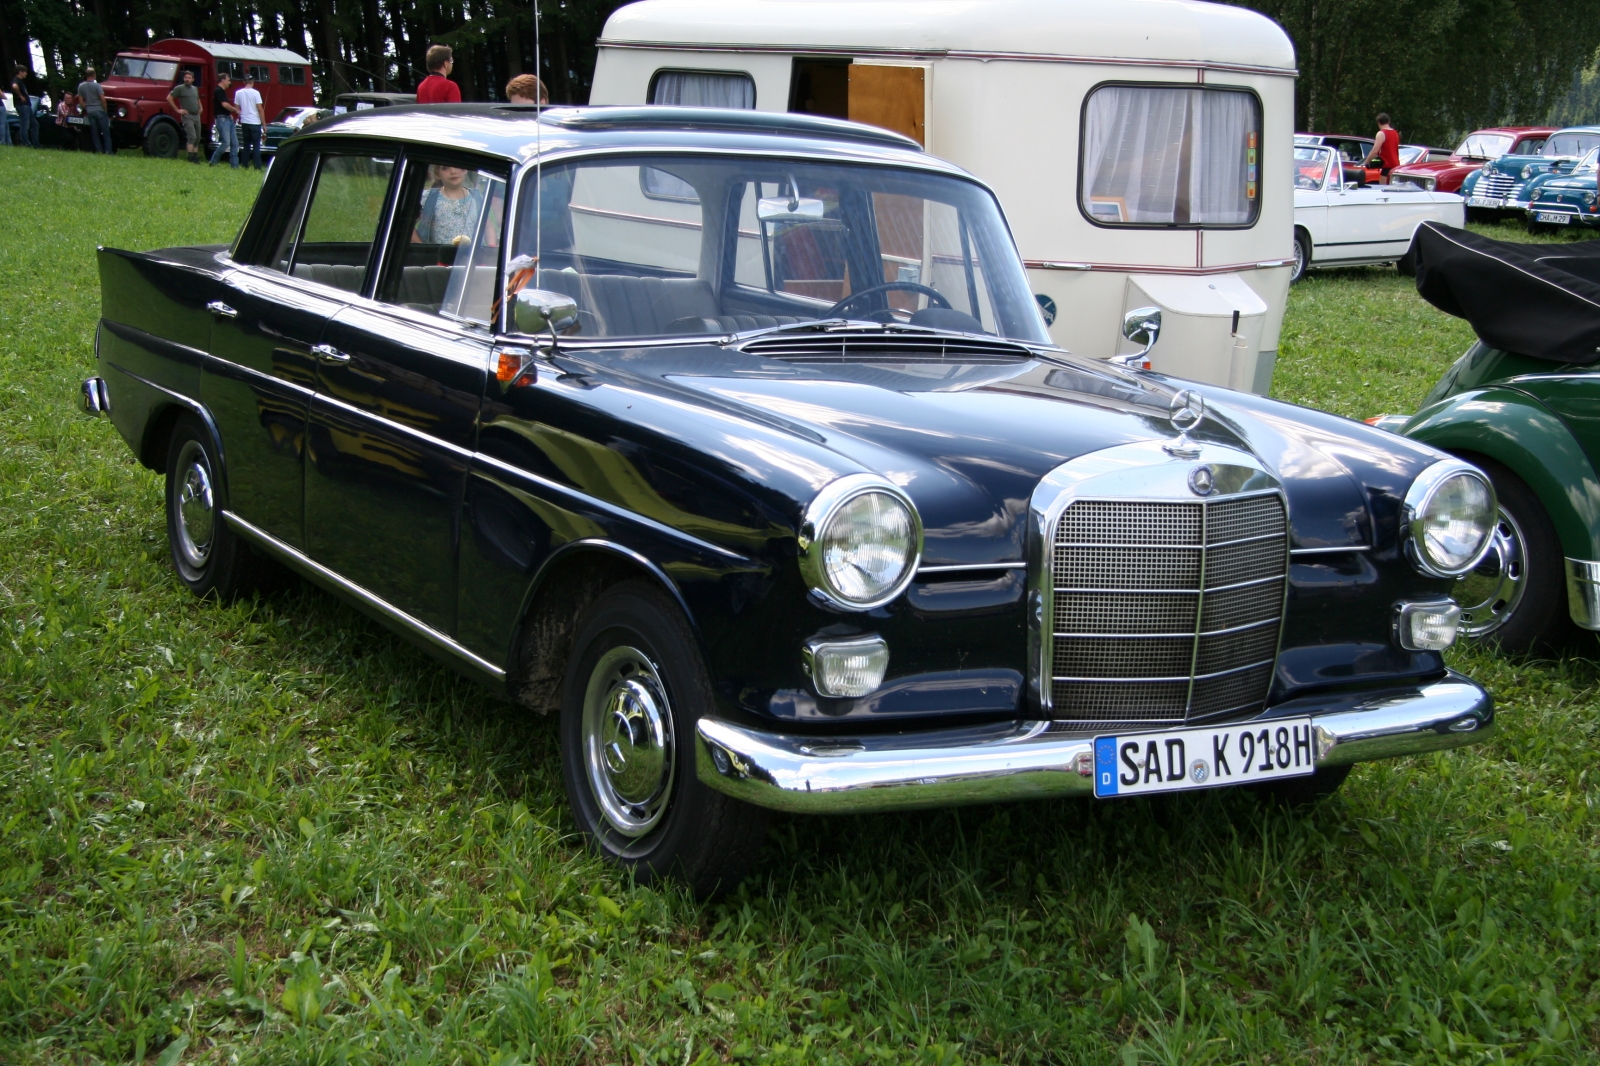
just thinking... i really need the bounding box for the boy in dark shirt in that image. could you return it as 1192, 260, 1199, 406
209, 73, 239, 167
11, 66, 38, 148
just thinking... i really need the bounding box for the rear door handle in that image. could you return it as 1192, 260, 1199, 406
205, 300, 237, 319
311, 343, 350, 365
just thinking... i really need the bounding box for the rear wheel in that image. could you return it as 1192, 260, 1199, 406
558, 581, 767, 898
1451, 457, 1575, 651
1290, 229, 1311, 283
164, 415, 274, 598
143, 121, 179, 158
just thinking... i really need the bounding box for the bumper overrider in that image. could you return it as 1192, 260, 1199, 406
696, 673, 1493, 813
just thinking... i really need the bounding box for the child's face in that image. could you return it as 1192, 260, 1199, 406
439, 167, 467, 188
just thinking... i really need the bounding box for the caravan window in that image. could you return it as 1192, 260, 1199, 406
649, 69, 756, 109
1079, 84, 1262, 228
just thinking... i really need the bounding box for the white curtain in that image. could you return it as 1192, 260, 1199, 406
1082, 86, 1258, 225
650, 71, 756, 109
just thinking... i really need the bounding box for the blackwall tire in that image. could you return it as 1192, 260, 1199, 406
1290, 230, 1311, 283
143, 122, 179, 158
559, 581, 767, 899
164, 415, 274, 599
1451, 457, 1575, 652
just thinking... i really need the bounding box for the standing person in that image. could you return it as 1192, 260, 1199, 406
504, 74, 548, 105
417, 45, 462, 104
78, 68, 111, 154
56, 90, 79, 150
233, 74, 264, 170
1364, 113, 1400, 185
11, 66, 39, 148
0, 85, 10, 146
208, 72, 239, 167
167, 69, 202, 163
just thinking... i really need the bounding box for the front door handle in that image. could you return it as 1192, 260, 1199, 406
205, 300, 237, 319
311, 343, 350, 365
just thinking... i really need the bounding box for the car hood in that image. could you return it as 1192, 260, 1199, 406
547, 343, 1444, 565
1394, 159, 1464, 174
1488, 155, 1572, 176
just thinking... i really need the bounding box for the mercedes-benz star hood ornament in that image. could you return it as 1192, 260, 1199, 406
1164, 390, 1205, 458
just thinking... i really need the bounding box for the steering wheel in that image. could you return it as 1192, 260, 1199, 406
826, 281, 951, 320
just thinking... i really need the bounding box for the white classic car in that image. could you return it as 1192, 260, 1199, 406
1292, 145, 1465, 281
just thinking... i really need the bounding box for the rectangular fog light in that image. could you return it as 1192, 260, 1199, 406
1396, 600, 1462, 651
804, 636, 889, 698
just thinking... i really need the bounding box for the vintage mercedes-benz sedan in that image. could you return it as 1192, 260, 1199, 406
84, 105, 1497, 895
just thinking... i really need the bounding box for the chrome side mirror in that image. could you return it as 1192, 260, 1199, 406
513, 287, 580, 342
1111, 306, 1161, 370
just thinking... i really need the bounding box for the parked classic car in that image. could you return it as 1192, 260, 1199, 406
1460, 126, 1600, 219
1372, 223, 1600, 650
84, 105, 1498, 894
1525, 148, 1600, 231
1391, 127, 1553, 194
1291, 144, 1465, 282
262, 105, 328, 155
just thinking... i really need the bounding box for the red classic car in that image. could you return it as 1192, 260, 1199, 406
1390, 127, 1554, 192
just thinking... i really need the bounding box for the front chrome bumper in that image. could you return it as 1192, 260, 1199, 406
1567, 558, 1600, 630
696, 673, 1493, 814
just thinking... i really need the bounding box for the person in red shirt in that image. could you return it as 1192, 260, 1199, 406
1364, 113, 1401, 184
417, 45, 461, 104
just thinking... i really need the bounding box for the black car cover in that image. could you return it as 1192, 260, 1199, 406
1398, 221, 1600, 363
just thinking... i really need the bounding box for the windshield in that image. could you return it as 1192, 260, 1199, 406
1456, 133, 1512, 159
111, 57, 179, 81
1544, 133, 1600, 157
1292, 146, 1333, 190
512, 155, 1050, 343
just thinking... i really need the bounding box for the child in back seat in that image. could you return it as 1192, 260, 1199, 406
414, 166, 485, 247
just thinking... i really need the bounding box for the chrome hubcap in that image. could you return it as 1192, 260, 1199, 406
582, 646, 674, 838
174, 441, 215, 570
1455, 506, 1527, 639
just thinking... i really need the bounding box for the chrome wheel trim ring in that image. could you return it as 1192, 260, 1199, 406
1455, 505, 1527, 640
174, 440, 216, 571
1292, 236, 1306, 280
581, 645, 675, 838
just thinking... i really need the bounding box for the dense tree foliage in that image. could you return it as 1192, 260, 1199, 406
4, 0, 1600, 144
0, 0, 628, 104
1231, 0, 1600, 144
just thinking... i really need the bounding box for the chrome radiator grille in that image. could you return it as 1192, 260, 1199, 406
1476, 172, 1518, 200
1050, 493, 1287, 724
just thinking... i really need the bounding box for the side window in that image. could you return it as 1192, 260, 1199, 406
376, 157, 509, 324
1080, 84, 1262, 227
280, 65, 306, 86
266, 152, 396, 293
649, 69, 755, 108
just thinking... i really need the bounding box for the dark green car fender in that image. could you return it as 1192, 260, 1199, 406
1404, 386, 1600, 560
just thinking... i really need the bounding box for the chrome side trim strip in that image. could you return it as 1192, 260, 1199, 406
222, 510, 506, 682
695, 673, 1492, 814
916, 562, 1027, 574
1566, 558, 1600, 630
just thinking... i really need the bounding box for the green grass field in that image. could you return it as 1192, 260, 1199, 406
2, 149, 1598, 1065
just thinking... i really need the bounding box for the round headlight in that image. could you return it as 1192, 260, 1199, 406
1522, 164, 1534, 179
1402, 461, 1496, 577
800, 475, 922, 609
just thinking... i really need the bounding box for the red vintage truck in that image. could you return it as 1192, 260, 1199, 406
103, 39, 315, 157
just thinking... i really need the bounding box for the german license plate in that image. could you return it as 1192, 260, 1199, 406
1468, 196, 1500, 208
66, 116, 87, 125
1536, 211, 1572, 224
1093, 718, 1316, 798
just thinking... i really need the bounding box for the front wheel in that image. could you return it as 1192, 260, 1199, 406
143, 121, 179, 158
1451, 457, 1576, 651
1290, 230, 1311, 283
559, 581, 767, 898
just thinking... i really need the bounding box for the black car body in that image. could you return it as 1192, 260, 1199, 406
85, 106, 1497, 893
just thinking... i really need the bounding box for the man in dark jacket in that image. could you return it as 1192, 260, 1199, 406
11, 66, 38, 148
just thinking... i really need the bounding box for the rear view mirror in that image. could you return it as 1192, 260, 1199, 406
513, 288, 580, 340
758, 196, 826, 222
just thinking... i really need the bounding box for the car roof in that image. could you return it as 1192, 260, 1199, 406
297, 104, 956, 172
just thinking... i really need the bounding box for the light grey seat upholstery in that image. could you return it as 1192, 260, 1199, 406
534, 269, 808, 336
292, 262, 366, 292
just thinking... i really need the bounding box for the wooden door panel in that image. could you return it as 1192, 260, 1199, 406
848, 65, 925, 146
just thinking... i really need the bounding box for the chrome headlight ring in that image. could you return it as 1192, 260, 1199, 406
798, 473, 923, 611
1402, 459, 1497, 578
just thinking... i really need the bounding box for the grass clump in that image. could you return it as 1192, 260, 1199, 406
1, 151, 1598, 1063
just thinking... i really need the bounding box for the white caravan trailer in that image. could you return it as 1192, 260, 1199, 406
590, 0, 1297, 393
